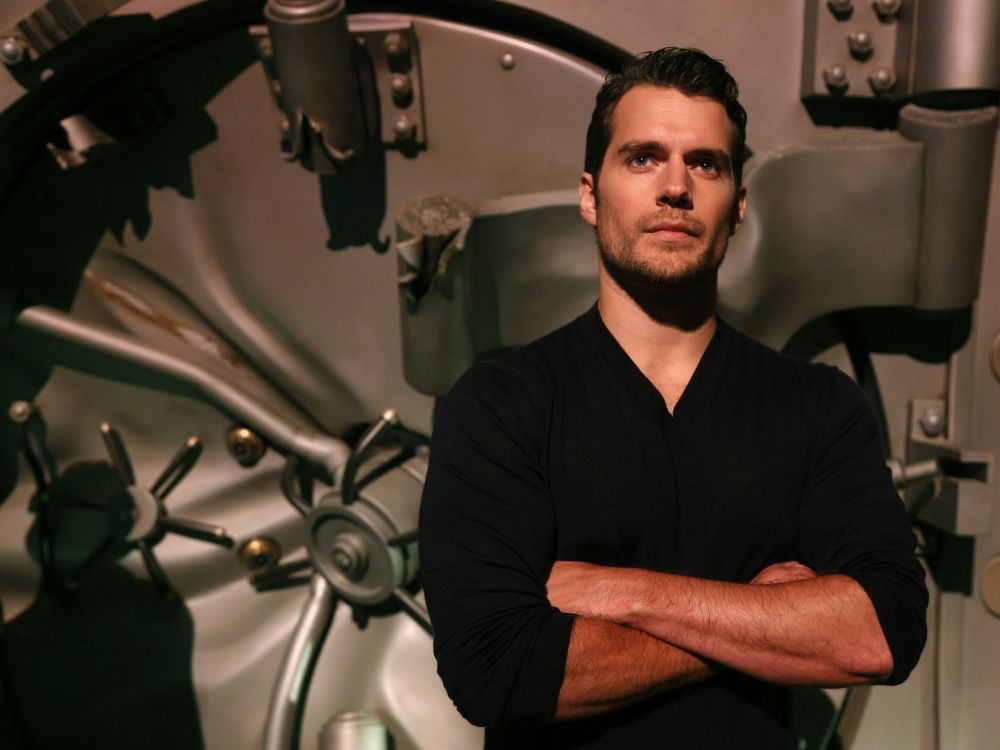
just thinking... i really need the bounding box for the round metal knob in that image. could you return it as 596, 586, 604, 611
240, 537, 282, 572
226, 425, 267, 467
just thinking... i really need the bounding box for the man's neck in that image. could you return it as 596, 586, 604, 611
597, 270, 718, 412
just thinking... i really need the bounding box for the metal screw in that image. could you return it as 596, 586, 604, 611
500, 53, 515, 70
848, 29, 873, 58
383, 32, 409, 63
823, 63, 850, 92
869, 67, 896, 93
390, 73, 412, 101
225, 425, 267, 467
828, 0, 853, 16
0, 37, 25, 66
393, 114, 416, 141
873, 0, 902, 19
8, 400, 32, 423
919, 405, 946, 438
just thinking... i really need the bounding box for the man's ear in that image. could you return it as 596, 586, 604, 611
579, 172, 597, 228
729, 184, 747, 235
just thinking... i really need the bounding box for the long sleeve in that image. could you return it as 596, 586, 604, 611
418, 362, 575, 728
797, 366, 928, 685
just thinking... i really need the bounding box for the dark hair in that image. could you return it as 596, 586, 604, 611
584, 47, 748, 188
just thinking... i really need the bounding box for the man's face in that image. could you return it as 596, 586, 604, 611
579, 85, 746, 291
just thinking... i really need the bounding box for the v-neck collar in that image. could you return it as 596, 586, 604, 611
576, 303, 730, 420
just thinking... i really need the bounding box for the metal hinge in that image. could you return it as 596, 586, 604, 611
1, 0, 131, 65
904, 397, 994, 536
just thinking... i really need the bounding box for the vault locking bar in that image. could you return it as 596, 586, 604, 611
14, 304, 350, 476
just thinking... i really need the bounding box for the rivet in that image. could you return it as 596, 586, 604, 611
827, 0, 853, 17
869, 66, 896, 93
873, 0, 902, 20
390, 73, 412, 101
8, 400, 32, 423
919, 405, 946, 438
848, 29, 873, 59
500, 53, 515, 70
0, 37, 25, 66
393, 114, 416, 141
823, 63, 850, 92
383, 32, 409, 63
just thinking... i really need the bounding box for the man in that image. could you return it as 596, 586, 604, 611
419, 47, 927, 748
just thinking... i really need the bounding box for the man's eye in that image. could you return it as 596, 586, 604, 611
628, 154, 652, 168
693, 159, 717, 173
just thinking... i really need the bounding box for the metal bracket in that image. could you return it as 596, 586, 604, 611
251, 18, 427, 153
906, 397, 994, 536
1, 0, 130, 66
801, 0, 913, 103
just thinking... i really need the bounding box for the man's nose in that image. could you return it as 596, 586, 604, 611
657, 159, 693, 209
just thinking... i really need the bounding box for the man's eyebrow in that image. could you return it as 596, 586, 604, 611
614, 140, 665, 157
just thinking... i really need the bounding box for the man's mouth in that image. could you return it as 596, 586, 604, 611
644, 220, 701, 238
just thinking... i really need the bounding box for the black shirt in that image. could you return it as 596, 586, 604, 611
419, 305, 927, 749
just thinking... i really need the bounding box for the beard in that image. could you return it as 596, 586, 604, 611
595, 207, 727, 293
594, 205, 729, 329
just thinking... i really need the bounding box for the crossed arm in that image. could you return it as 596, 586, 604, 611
548, 560, 893, 720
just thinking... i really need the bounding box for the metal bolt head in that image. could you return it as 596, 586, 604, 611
8, 400, 32, 423
919, 405, 946, 438
500, 52, 515, 70
869, 66, 896, 93
383, 32, 409, 62
824, 63, 850, 92
827, 0, 853, 16
330, 531, 368, 580
393, 114, 416, 141
225, 425, 267, 467
0, 37, 25, 66
238, 537, 281, 572
848, 29, 873, 58
390, 73, 412, 100
873, 0, 902, 19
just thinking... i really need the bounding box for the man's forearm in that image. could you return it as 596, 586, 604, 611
555, 615, 715, 720
550, 563, 892, 687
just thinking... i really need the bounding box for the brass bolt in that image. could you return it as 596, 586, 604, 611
225, 425, 267, 467
239, 537, 281, 572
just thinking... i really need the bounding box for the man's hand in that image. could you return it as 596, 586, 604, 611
547, 561, 611, 618
547, 560, 892, 687
751, 561, 817, 585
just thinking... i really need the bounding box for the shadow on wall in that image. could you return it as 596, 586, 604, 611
321, 143, 390, 254
1, 462, 204, 749
0, 19, 263, 750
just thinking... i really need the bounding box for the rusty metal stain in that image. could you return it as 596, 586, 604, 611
83, 269, 253, 373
